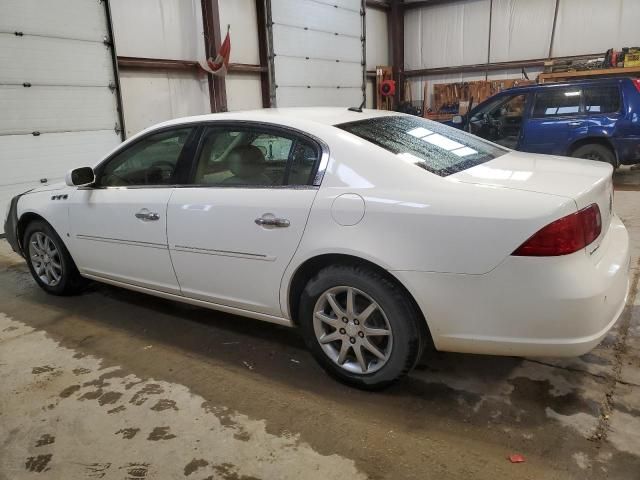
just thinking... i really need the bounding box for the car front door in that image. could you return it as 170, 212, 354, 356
468, 93, 528, 149
520, 87, 587, 155
167, 123, 324, 317
69, 127, 197, 294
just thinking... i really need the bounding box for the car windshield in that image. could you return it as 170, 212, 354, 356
338, 115, 508, 177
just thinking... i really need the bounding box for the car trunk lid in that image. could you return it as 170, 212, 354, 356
450, 150, 615, 241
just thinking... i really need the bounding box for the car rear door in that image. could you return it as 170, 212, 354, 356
520, 86, 587, 155
166, 123, 325, 317
68, 127, 197, 294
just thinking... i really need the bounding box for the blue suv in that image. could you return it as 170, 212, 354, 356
452, 77, 640, 167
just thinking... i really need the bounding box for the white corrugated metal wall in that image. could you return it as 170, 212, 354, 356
110, 0, 210, 137
0, 0, 123, 233
366, 7, 390, 107
104, 1, 389, 134
405, 0, 640, 109
220, 0, 264, 112
269, 0, 365, 107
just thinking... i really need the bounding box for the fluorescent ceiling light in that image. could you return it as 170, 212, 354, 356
451, 146, 477, 157
407, 127, 433, 138
422, 133, 464, 151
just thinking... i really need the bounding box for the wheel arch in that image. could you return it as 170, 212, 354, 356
568, 137, 618, 165
16, 212, 49, 254
17, 211, 73, 258
286, 253, 432, 343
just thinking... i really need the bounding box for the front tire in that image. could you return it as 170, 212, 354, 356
23, 220, 86, 295
298, 264, 424, 390
571, 143, 617, 168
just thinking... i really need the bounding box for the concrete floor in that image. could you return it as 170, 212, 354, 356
1, 184, 639, 479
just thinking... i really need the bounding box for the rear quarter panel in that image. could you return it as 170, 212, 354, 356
614, 80, 640, 164
280, 132, 577, 317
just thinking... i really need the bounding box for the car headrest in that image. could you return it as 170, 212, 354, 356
228, 145, 266, 178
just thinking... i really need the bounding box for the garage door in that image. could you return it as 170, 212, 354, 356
0, 0, 123, 233
268, 0, 365, 107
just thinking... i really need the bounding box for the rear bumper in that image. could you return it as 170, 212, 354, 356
394, 215, 631, 357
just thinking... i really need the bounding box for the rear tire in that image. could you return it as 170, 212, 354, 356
571, 143, 617, 168
298, 264, 424, 390
23, 220, 87, 295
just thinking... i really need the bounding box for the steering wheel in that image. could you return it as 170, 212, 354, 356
146, 160, 175, 183
486, 114, 504, 140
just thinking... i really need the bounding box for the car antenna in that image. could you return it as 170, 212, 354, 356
348, 99, 366, 113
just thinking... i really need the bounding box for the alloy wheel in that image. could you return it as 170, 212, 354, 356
313, 286, 393, 374
28, 232, 63, 287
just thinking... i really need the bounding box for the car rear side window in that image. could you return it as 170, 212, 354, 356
337, 116, 507, 177
191, 127, 320, 187
584, 86, 620, 113
533, 88, 581, 117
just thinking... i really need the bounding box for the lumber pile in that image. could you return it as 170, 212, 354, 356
426, 79, 533, 120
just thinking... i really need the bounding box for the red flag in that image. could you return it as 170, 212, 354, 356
202, 26, 230, 76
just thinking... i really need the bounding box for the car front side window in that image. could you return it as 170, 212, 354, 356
97, 128, 193, 187
468, 94, 527, 149
192, 127, 319, 187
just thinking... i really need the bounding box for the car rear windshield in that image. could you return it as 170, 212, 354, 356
337, 116, 507, 177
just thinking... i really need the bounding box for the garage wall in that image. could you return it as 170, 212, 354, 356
118, 70, 209, 136
552, 0, 640, 57
269, 0, 365, 107
111, 0, 203, 60
110, 0, 210, 136
404, 0, 640, 109
219, 0, 264, 112
366, 6, 390, 108
0, 0, 123, 233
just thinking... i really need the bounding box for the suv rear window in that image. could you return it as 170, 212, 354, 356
584, 86, 620, 113
337, 116, 507, 177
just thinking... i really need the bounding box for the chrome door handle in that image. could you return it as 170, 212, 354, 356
255, 217, 290, 227
135, 210, 160, 221
568, 121, 582, 126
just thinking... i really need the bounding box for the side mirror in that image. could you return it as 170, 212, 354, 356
452, 115, 464, 125
65, 167, 95, 187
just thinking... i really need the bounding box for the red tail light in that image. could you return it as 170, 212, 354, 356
633, 78, 640, 93
512, 204, 602, 256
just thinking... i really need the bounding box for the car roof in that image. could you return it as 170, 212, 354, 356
152, 107, 401, 131
501, 77, 629, 94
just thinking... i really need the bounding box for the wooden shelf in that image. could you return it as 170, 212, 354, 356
538, 66, 640, 83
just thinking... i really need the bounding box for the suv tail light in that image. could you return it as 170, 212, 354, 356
512, 204, 602, 256
633, 78, 640, 93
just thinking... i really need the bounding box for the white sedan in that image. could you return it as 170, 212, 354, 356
4, 108, 630, 389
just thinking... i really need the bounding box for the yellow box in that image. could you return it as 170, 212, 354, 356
624, 53, 640, 68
